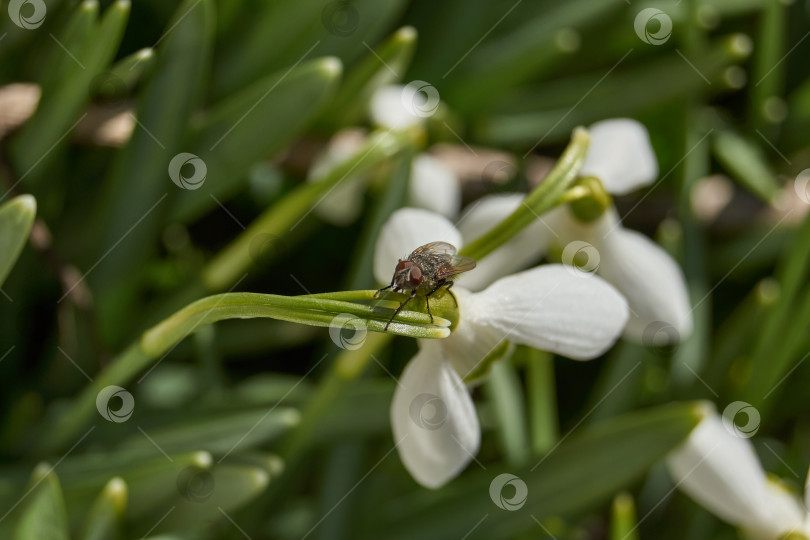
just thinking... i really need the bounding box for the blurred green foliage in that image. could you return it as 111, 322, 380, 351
0, 0, 809, 538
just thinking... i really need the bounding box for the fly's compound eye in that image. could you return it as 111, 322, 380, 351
409, 265, 422, 286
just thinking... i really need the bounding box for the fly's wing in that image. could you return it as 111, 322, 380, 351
435, 253, 476, 280
410, 241, 458, 258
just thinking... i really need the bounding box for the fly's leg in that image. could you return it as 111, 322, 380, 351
425, 280, 453, 323
385, 290, 416, 331
374, 284, 393, 298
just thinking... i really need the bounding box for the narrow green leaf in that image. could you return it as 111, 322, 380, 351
13, 464, 69, 540
738, 213, 810, 412
478, 35, 751, 145
93, 0, 212, 288
712, 130, 779, 203
121, 407, 300, 455
79, 477, 127, 540
213, 0, 405, 98
10, 0, 130, 178
525, 347, 558, 455
318, 26, 418, 130
444, 0, 625, 111
102, 47, 155, 96
0, 194, 36, 288
484, 358, 530, 466
171, 57, 343, 223
747, 0, 787, 133
361, 402, 705, 540
154, 464, 270, 534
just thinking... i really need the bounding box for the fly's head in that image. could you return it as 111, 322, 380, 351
392, 260, 423, 292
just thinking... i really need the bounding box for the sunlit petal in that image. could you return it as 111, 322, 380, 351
580, 118, 658, 195
463, 265, 628, 360
390, 342, 481, 488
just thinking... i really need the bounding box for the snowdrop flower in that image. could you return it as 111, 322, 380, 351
553, 118, 693, 343
376, 208, 629, 488
667, 409, 810, 539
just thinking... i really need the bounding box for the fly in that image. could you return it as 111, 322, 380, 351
375, 241, 476, 331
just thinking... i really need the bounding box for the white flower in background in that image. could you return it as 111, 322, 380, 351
306, 85, 460, 225
376, 208, 629, 488
554, 118, 692, 343
667, 409, 810, 539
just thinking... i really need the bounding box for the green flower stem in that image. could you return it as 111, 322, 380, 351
526, 348, 558, 455
459, 127, 589, 261
40, 291, 444, 454
201, 129, 412, 291
484, 358, 530, 466
609, 492, 639, 540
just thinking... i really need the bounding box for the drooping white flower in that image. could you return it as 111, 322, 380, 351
579, 118, 659, 195
667, 410, 810, 539
554, 118, 692, 343
554, 206, 693, 343
376, 207, 629, 488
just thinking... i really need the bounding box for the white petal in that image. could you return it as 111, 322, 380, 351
437, 288, 509, 381
369, 85, 423, 131
408, 154, 461, 219
588, 210, 693, 343
373, 208, 462, 285
390, 342, 481, 488
307, 130, 369, 226
762, 479, 807, 537
580, 118, 659, 195
666, 413, 776, 533
463, 265, 628, 360
455, 195, 557, 291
